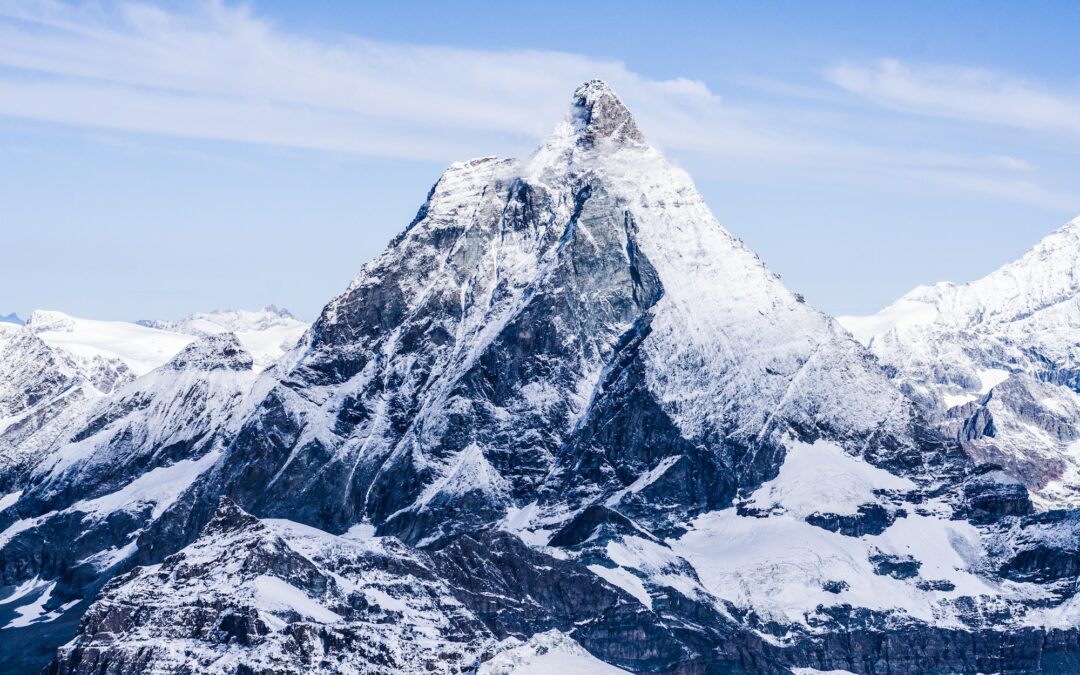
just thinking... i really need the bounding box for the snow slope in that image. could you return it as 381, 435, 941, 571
27, 310, 193, 377
139, 305, 307, 370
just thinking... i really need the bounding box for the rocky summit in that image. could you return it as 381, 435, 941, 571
3, 81, 1080, 674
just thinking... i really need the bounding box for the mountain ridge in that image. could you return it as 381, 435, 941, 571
839, 214, 1080, 507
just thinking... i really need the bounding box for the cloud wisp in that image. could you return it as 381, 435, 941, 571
829, 59, 1080, 136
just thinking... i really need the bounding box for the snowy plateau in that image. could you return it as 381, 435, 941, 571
4, 81, 1080, 674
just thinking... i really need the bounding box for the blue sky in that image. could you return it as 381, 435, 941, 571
3, 0, 1080, 321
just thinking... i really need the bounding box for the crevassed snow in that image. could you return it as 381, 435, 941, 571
745, 439, 914, 518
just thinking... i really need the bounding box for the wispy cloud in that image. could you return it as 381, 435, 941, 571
829, 59, 1080, 135
0, 0, 742, 161
0, 1, 1076, 210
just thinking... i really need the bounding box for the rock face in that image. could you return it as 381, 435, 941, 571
5, 81, 1080, 674
0, 334, 258, 672
839, 217, 1080, 508
0, 329, 110, 493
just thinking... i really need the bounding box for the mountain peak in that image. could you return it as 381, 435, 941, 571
567, 79, 645, 148
164, 333, 252, 372
25, 309, 75, 333
262, 304, 294, 319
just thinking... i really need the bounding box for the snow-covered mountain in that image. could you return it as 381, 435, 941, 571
0, 309, 304, 499
26, 310, 193, 377
0, 334, 258, 668
0, 327, 127, 494
840, 217, 1080, 508
4, 81, 1080, 674
0, 313, 22, 326
138, 305, 307, 370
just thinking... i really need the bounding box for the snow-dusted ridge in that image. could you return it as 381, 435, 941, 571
839, 215, 1080, 507
139, 305, 307, 371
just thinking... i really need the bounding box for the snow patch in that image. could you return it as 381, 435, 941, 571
978, 368, 1010, 394
74, 450, 220, 520
2, 581, 78, 628
587, 564, 652, 608
250, 575, 342, 624
0, 491, 21, 513
479, 630, 631, 674
745, 439, 914, 518
605, 455, 680, 506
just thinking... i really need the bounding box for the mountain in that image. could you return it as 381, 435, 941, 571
0, 334, 258, 671
4, 81, 1080, 674
0, 326, 130, 495
0, 308, 305, 500
839, 217, 1080, 508
27, 310, 193, 377
138, 306, 307, 371
0, 313, 22, 326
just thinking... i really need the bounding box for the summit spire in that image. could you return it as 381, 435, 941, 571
567, 79, 645, 148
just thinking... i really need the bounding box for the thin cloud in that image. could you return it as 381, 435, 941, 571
829, 58, 1080, 135
0, 1, 1075, 210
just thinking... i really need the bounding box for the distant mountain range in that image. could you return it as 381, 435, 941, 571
2, 81, 1080, 674
840, 218, 1080, 509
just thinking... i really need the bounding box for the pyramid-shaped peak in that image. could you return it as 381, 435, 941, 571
165, 332, 253, 372
568, 79, 645, 148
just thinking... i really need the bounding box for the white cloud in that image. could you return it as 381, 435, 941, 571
0, 1, 1075, 210
829, 58, 1080, 135
0, 0, 748, 161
